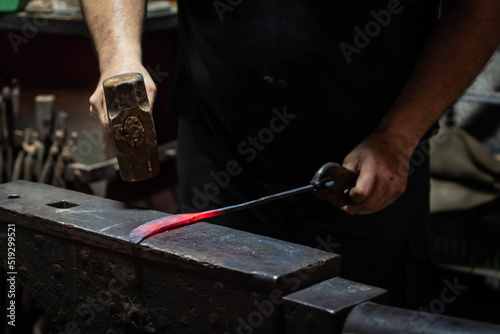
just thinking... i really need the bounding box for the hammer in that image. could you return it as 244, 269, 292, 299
103, 73, 160, 182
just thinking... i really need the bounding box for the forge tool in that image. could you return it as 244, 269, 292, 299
129, 162, 358, 244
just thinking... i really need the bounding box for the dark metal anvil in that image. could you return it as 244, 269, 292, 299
0, 181, 344, 333
1, 181, 499, 334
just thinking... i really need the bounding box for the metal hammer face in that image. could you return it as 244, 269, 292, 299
103, 73, 160, 182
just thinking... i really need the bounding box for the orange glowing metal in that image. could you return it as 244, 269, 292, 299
129, 162, 358, 244
129, 184, 315, 244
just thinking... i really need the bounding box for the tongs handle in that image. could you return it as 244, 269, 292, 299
310, 162, 358, 207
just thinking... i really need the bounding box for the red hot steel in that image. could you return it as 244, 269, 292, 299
129, 184, 315, 244
129, 162, 359, 244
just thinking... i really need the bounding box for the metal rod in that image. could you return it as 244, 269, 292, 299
129, 184, 316, 243
210, 184, 315, 215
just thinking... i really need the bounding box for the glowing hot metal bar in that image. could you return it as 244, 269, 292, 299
130, 162, 360, 244
129, 184, 316, 244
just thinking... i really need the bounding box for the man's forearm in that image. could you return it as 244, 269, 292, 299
80, 0, 146, 70
377, 0, 500, 148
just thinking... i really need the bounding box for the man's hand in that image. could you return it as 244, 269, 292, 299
89, 63, 157, 129
81, 0, 152, 129
341, 130, 416, 215
340, 0, 500, 215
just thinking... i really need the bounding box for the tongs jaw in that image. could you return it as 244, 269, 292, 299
310, 162, 358, 207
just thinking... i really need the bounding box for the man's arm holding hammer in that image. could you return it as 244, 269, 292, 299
80, 0, 157, 129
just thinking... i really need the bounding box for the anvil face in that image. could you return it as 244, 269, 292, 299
0, 181, 340, 333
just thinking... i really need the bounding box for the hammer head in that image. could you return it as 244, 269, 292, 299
103, 73, 160, 182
